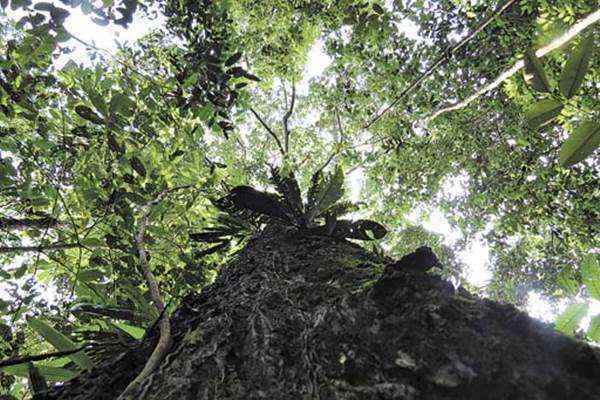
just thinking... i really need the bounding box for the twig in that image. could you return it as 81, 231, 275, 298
0, 346, 88, 368
0, 217, 62, 231
116, 185, 190, 399
282, 83, 296, 154
363, 0, 520, 129
0, 242, 99, 254
335, 110, 346, 143
249, 107, 286, 156
422, 9, 600, 124
68, 32, 163, 89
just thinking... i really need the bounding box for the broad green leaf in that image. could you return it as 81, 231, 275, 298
581, 254, 600, 301
559, 34, 594, 98
33, 2, 54, 11
523, 50, 550, 93
28, 362, 48, 398
114, 322, 145, 339
27, 318, 94, 371
61, 59, 78, 73
555, 302, 588, 336
588, 315, 600, 342
77, 269, 104, 282
559, 121, 600, 167
75, 105, 104, 125
85, 87, 108, 117
306, 169, 324, 212
353, 219, 388, 240
525, 99, 563, 128
556, 269, 579, 296
308, 166, 344, 220
1, 364, 78, 381
110, 92, 135, 117
80, 237, 104, 247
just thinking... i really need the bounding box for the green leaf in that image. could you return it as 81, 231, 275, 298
27, 362, 48, 398
75, 105, 104, 125
33, 2, 54, 11
86, 88, 108, 117
559, 121, 600, 167
559, 34, 594, 98
581, 254, 600, 301
109, 92, 135, 117
555, 302, 588, 336
556, 269, 579, 296
307, 166, 344, 220
27, 318, 94, 371
77, 269, 104, 282
523, 50, 550, 93
352, 219, 388, 240
113, 322, 145, 339
587, 314, 600, 342
80, 237, 104, 247
1, 364, 77, 382
525, 99, 563, 128
306, 169, 324, 213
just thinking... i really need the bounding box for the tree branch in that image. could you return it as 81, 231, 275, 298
249, 107, 286, 156
363, 0, 519, 129
0, 346, 88, 368
422, 9, 600, 124
282, 83, 296, 154
0, 216, 62, 231
335, 110, 346, 144
0, 241, 100, 254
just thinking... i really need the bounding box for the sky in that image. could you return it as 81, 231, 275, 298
3, 2, 598, 328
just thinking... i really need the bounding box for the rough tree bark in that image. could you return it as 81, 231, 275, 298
51, 226, 600, 399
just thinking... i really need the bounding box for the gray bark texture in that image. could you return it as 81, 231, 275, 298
51, 227, 600, 399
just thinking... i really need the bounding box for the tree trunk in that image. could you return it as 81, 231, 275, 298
51, 226, 600, 399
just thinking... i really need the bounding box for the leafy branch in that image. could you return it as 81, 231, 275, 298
363, 0, 519, 129
422, 9, 600, 124
191, 167, 387, 251
0, 346, 88, 368
0, 241, 102, 254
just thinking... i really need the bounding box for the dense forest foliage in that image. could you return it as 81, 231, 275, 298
0, 0, 598, 397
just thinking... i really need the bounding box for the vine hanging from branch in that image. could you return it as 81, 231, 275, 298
116, 185, 191, 400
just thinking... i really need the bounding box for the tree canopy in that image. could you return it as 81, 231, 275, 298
0, 0, 598, 397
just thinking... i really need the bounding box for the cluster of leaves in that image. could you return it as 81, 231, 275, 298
523, 33, 599, 166
158, 0, 261, 138
554, 254, 600, 342
190, 166, 387, 252
0, 0, 251, 394
3, 0, 141, 28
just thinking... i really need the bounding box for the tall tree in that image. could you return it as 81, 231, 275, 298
0, 0, 599, 398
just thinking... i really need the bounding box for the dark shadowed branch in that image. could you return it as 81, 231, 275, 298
0, 346, 88, 368
0, 241, 100, 254
249, 107, 286, 156
0, 216, 62, 231
282, 83, 296, 154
